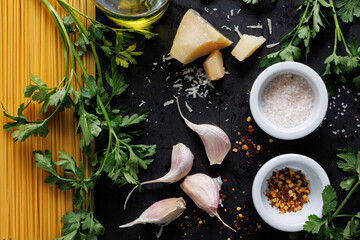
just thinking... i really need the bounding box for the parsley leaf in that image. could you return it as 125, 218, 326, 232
340, 176, 359, 191
343, 217, 360, 239
304, 214, 327, 234
336, 0, 360, 23
11, 122, 49, 142
56, 210, 104, 240
337, 148, 358, 173
322, 185, 338, 216
77, 106, 102, 148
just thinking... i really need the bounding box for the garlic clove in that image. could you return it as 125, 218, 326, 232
120, 197, 186, 228
124, 143, 194, 210
156, 143, 194, 183
175, 97, 230, 165
180, 173, 236, 232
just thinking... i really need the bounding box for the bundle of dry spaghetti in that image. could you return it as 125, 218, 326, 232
0, 0, 95, 239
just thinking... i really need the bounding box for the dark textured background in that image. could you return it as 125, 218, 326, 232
94, 0, 360, 239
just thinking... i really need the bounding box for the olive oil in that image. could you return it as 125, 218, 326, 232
94, 0, 169, 28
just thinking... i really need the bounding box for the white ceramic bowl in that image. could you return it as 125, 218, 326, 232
249, 62, 328, 140
252, 154, 330, 232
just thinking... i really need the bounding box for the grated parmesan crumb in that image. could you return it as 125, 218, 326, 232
267, 18, 272, 35
234, 25, 242, 38
221, 25, 232, 31
246, 24, 263, 29
266, 42, 280, 48
185, 101, 193, 112
163, 99, 174, 107
139, 100, 146, 107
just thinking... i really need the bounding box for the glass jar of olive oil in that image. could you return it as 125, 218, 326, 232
93, 0, 169, 28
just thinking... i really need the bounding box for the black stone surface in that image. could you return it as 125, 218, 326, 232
94, 0, 360, 239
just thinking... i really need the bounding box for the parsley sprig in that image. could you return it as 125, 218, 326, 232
260, 0, 331, 67
321, 0, 360, 95
260, 0, 360, 95
2, 0, 156, 239
304, 148, 360, 239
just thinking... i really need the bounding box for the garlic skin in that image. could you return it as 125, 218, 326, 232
124, 143, 194, 209
120, 197, 186, 238
180, 173, 236, 232
175, 97, 230, 165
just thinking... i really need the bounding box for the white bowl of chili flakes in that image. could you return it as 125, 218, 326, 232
252, 154, 330, 232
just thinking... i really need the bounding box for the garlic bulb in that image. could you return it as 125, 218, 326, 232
124, 143, 194, 209
180, 173, 236, 232
175, 97, 230, 165
120, 197, 186, 238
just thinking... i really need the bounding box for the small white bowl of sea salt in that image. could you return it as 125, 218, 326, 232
249, 62, 328, 140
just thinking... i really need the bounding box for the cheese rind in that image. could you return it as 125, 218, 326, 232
170, 9, 233, 65
203, 50, 225, 81
231, 34, 266, 62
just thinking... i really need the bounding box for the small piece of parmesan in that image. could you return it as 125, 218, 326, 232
246, 24, 263, 29
267, 18, 272, 35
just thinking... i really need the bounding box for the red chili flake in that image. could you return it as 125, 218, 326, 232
265, 167, 310, 214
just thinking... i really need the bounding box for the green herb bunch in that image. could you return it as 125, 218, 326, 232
259, 0, 360, 95
2, 0, 156, 239
304, 148, 360, 240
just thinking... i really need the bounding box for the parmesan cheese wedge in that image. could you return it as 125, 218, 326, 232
203, 50, 225, 81
231, 34, 266, 62
170, 9, 233, 65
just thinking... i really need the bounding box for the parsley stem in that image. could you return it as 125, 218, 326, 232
289, 1, 311, 46
328, 0, 352, 56
58, 0, 104, 89
89, 95, 114, 180
330, 179, 360, 221
333, 214, 358, 218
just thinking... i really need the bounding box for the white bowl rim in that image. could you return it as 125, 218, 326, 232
249, 61, 328, 140
252, 153, 330, 232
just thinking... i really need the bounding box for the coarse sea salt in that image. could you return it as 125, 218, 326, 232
262, 74, 314, 128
